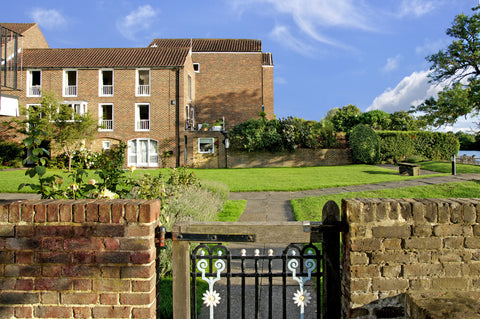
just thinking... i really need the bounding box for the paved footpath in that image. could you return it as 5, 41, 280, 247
229, 171, 480, 222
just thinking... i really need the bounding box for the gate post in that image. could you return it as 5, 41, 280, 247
172, 240, 191, 318
322, 200, 341, 318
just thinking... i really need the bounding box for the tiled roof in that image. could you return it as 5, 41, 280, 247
22, 47, 190, 68
149, 39, 262, 52
262, 53, 274, 66
0, 23, 36, 35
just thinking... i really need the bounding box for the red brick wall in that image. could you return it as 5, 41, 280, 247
0, 199, 160, 319
193, 52, 270, 128
22, 25, 49, 49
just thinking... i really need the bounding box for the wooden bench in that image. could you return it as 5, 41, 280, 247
398, 162, 420, 176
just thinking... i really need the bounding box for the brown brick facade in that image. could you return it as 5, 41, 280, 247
1, 25, 274, 168
193, 52, 270, 128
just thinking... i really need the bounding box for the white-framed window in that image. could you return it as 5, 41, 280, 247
63, 101, 87, 121
26, 70, 42, 97
63, 69, 78, 97
102, 141, 111, 150
198, 138, 214, 154
99, 104, 113, 131
188, 74, 192, 101
128, 138, 158, 167
193, 63, 200, 73
135, 103, 150, 131
136, 69, 150, 96
99, 69, 114, 96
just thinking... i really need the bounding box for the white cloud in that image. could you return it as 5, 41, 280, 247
232, 0, 374, 49
398, 0, 438, 18
116, 5, 160, 41
382, 55, 402, 73
367, 70, 443, 113
29, 8, 67, 30
270, 25, 316, 56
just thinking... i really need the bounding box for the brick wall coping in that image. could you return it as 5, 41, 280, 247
0, 199, 161, 224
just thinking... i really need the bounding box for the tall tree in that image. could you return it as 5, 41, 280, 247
415, 6, 480, 127
330, 104, 361, 132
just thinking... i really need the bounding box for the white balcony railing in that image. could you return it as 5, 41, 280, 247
101, 85, 113, 96
137, 85, 150, 96
29, 85, 41, 97
136, 120, 150, 130
64, 85, 77, 96
100, 119, 113, 131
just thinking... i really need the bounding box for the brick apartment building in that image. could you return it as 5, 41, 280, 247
0, 23, 274, 168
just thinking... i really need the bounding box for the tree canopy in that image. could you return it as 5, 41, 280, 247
415, 6, 480, 127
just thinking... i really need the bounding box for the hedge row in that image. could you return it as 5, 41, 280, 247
377, 131, 459, 162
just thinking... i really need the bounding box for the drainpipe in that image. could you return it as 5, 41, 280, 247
175, 68, 181, 167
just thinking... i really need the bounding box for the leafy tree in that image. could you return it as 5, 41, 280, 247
455, 131, 479, 150
358, 110, 391, 130
17, 92, 98, 171
330, 104, 361, 132
415, 6, 480, 127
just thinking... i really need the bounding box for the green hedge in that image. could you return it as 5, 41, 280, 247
377, 131, 459, 162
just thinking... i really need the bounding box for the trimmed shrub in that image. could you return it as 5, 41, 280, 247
349, 124, 381, 164
377, 131, 459, 162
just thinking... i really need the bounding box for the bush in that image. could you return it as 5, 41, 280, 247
377, 131, 459, 162
0, 140, 24, 166
157, 185, 225, 278
349, 124, 381, 164
229, 116, 341, 152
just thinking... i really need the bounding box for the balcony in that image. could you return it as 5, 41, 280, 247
101, 85, 113, 96
64, 85, 77, 96
137, 85, 150, 96
136, 119, 150, 131
99, 119, 113, 131
28, 85, 41, 97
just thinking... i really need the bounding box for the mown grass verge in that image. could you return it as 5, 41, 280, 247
291, 181, 480, 221
0, 165, 447, 193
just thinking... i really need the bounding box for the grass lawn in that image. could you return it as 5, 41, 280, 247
420, 161, 480, 174
291, 181, 480, 221
0, 165, 446, 193
191, 165, 446, 192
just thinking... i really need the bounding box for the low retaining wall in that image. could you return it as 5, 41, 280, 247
227, 148, 352, 168
342, 198, 480, 318
0, 199, 160, 319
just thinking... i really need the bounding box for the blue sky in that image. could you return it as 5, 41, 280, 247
2, 0, 478, 131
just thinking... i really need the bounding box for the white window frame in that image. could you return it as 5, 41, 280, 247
135, 103, 150, 131
135, 69, 151, 96
98, 103, 114, 131
128, 138, 159, 167
99, 69, 114, 97
63, 69, 78, 97
26, 70, 42, 97
193, 63, 200, 73
198, 138, 215, 154
102, 141, 111, 150
63, 101, 87, 121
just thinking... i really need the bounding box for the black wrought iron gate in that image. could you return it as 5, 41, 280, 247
156, 200, 345, 318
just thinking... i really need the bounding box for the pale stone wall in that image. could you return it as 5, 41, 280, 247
341, 198, 480, 318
